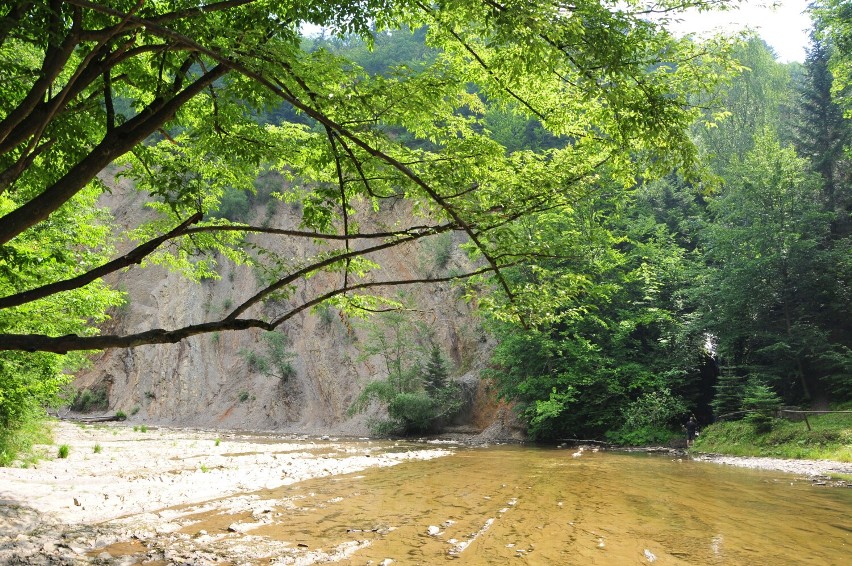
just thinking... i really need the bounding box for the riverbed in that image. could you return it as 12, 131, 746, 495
1, 422, 850, 564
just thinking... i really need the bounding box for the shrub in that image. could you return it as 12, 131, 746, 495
70, 386, 109, 413
211, 187, 251, 221
429, 232, 453, 271
0, 419, 52, 467
622, 388, 687, 431
242, 331, 297, 383
387, 392, 436, 434
608, 425, 677, 446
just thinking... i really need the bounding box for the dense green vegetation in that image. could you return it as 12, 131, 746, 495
348, 309, 462, 435
0, 1, 849, 457
485, 26, 852, 442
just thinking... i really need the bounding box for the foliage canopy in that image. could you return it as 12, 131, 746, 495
0, 0, 739, 355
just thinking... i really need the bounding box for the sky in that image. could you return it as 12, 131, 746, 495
668, 0, 813, 63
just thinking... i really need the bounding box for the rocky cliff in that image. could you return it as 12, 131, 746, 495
72, 174, 523, 438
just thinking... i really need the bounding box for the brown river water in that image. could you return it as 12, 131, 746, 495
107, 442, 851, 565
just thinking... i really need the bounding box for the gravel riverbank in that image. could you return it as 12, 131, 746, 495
0, 421, 452, 564
690, 452, 852, 483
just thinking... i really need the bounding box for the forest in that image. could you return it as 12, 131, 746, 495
0, 1, 850, 459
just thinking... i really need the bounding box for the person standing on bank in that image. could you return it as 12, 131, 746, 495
685, 416, 699, 447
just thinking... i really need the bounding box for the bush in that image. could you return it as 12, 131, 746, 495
607, 425, 678, 446
70, 386, 109, 413
242, 331, 297, 383
387, 392, 435, 434
606, 388, 686, 445
0, 418, 52, 467
212, 187, 251, 221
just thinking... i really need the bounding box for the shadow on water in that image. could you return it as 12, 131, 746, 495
106, 444, 851, 564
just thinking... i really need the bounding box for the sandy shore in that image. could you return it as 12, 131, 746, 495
1, 421, 849, 564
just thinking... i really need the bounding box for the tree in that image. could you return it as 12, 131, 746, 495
813, 0, 852, 111
741, 376, 782, 432
693, 36, 795, 177
348, 310, 460, 435
484, 180, 703, 441
794, 31, 852, 225
0, 2, 741, 453
699, 131, 851, 403
710, 370, 746, 419
423, 343, 449, 395
0, 1, 740, 355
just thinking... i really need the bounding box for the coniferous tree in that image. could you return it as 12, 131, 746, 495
423, 344, 449, 395
741, 376, 783, 432
711, 371, 747, 419
794, 31, 852, 226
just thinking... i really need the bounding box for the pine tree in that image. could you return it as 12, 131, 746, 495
423, 344, 449, 395
711, 370, 747, 419
741, 377, 783, 432
794, 32, 852, 225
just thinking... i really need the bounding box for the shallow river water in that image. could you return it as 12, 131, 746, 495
139, 442, 851, 565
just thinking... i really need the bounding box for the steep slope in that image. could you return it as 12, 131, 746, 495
72, 174, 513, 437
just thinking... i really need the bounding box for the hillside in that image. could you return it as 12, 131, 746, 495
70, 173, 516, 437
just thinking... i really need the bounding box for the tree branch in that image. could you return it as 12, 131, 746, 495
0, 64, 227, 246
0, 265, 500, 353
0, 212, 203, 310
0, 1, 80, 148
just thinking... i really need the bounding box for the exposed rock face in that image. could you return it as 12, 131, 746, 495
73, 176, 509, 436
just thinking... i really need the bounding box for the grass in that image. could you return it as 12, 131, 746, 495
0, 418, 53, 467
693, 411, 852, 462
215, 438, 221, 447
93, 443, 102, 454
57, 444, 70, 459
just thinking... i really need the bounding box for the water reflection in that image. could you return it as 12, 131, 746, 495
184, 445, 850, 564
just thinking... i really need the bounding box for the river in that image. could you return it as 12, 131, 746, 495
133, 442, 852, 564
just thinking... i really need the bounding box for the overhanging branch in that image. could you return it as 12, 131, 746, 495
0, 265, 501, 353
0, 212, 203, 309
